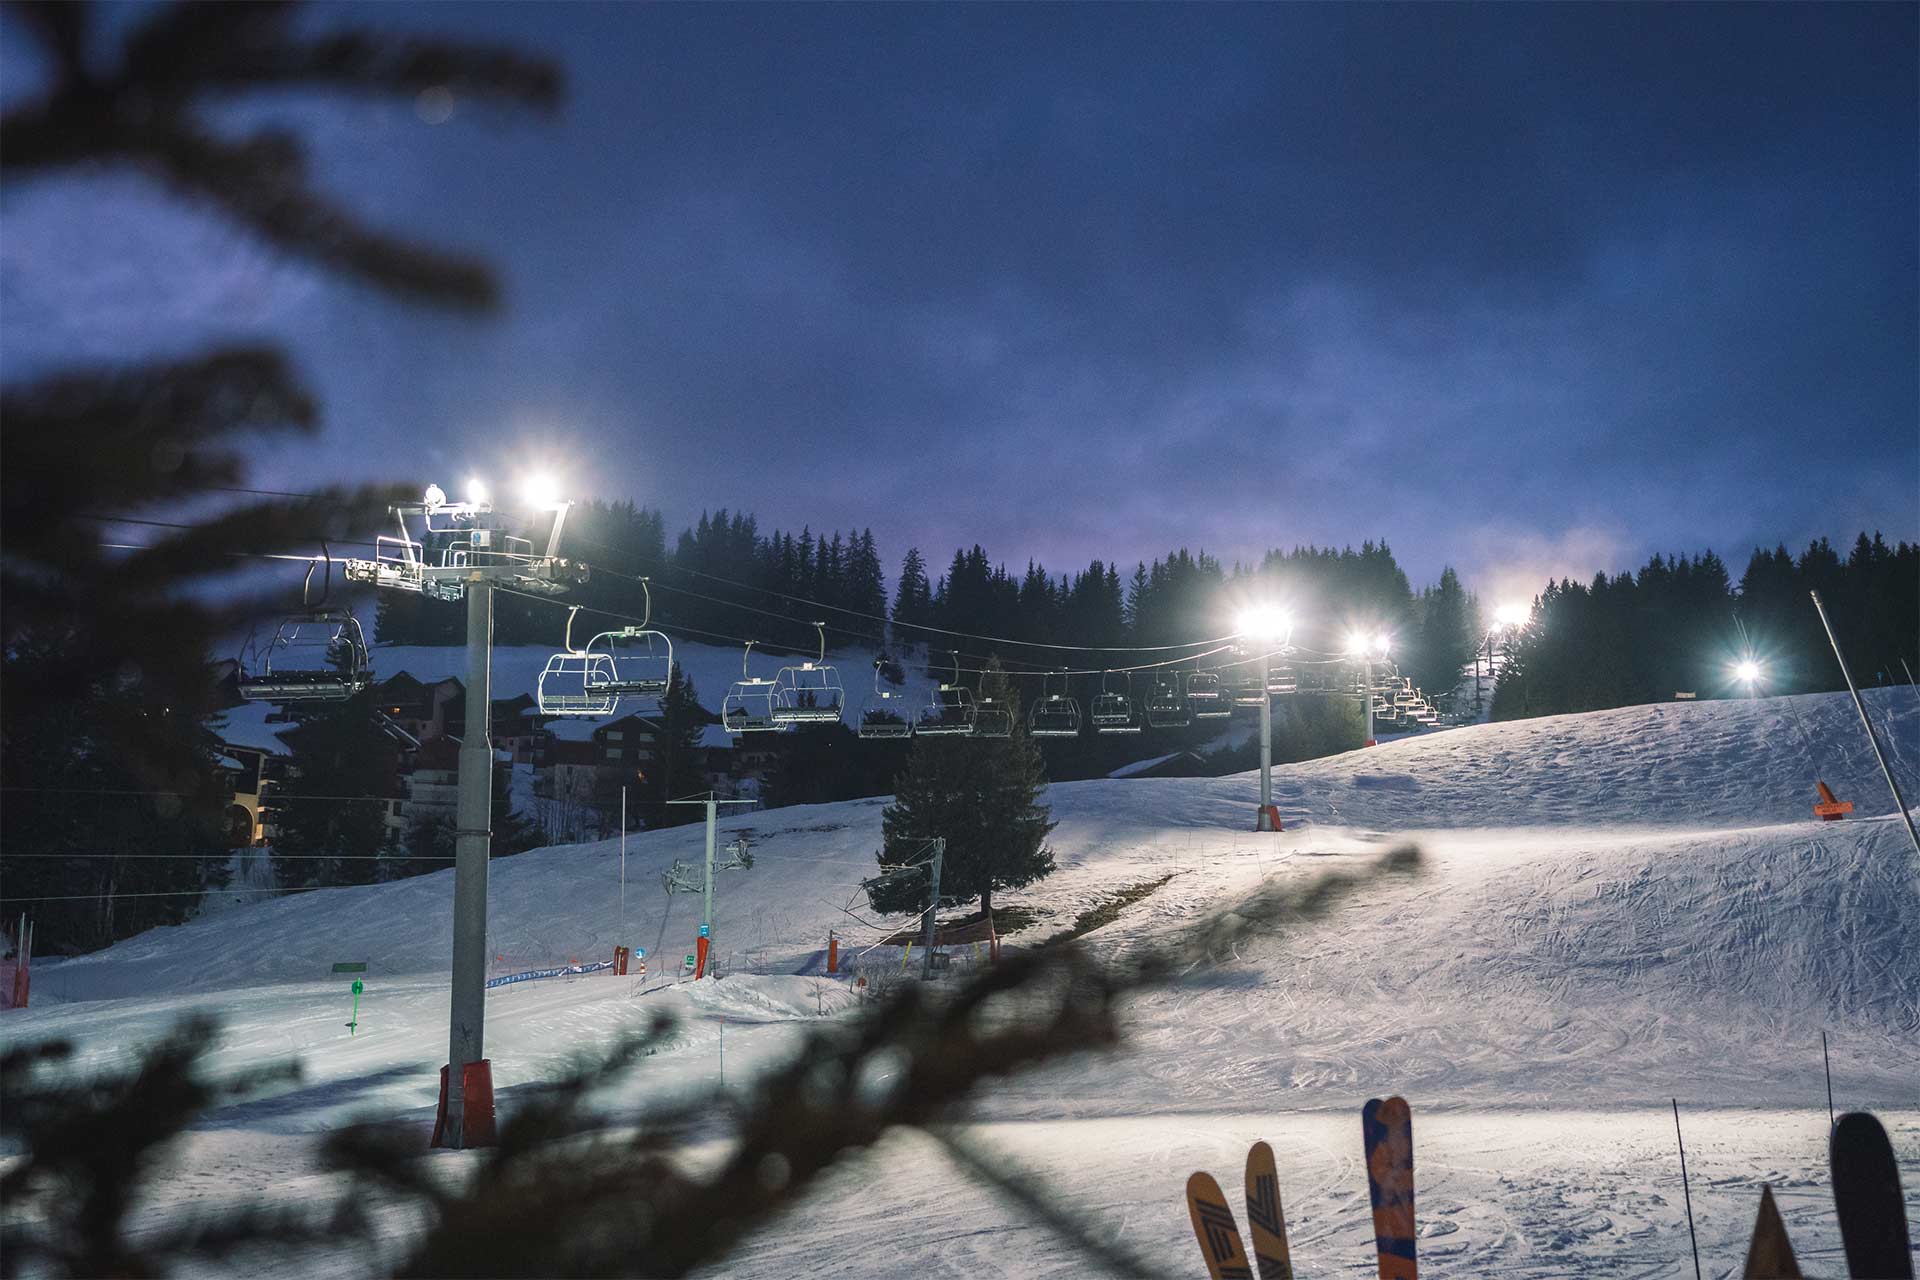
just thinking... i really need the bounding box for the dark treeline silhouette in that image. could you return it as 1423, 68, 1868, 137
1493, 534, 1919, 720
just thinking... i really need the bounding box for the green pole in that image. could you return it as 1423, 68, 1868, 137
348, 978, 363, 1036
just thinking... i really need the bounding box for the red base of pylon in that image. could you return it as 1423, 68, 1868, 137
1364, 739, 1378, 748
1254, 805, 1284, 832
430, 1060, 497, 1150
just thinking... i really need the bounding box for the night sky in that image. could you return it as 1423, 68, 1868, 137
2, 3, 1915, 601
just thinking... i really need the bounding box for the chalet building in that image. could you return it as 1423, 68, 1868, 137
371, 672, 466, 743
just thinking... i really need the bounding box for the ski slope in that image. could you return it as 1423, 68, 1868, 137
7, 689, 1919, 1277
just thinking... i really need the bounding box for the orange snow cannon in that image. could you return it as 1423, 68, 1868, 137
1814, 781, 1853, 821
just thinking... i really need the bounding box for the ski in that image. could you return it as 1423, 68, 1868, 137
1740, 1184, 1801, 1279
1186, 1169, 1254, 1280
1244, 1140, 1294, 1280
1830, 1111, 1913, 1280
1362, 1095, 1416, 1280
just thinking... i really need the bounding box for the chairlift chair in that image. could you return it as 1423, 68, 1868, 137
1266, 660, 1299, 696
538, 606, 620, 717
238, 614, 372, 703
916, 651, 977, 736
1091, 671, 1141, 734
1187, 670, 1231, 719
1028, 673, 1082, 738
973, 697, 1013, 739
772, 622, 845, 726
722, 641, 783, 734
237, 552, 374, 704
1231, 666, 1267, 707
1145, 673, 1190, 729
583, 580, 673, 700
858, 658, 914, 740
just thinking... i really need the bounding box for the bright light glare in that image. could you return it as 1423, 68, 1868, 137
522, 474, 560, 508
1734, 659, 1763, 683
1344, 631, 1389, 658
1237, 605, 1292, 642
1495, 601, 1532, 629
467, 476, 488, 504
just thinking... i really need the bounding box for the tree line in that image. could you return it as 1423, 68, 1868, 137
1493, 534, 1918, 720
374, 507, 1488, 713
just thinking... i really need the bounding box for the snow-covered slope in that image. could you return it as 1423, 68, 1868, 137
8, 689, 1919, 1276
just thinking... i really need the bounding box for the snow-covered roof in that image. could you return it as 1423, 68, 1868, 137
213, 701, 293, 755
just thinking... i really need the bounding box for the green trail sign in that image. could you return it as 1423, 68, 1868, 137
331, 962, 367, 974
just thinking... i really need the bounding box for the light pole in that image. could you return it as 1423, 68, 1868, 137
1238, 606, 1292, 832
1347, 632, 1390, 746
346, 483, 585, 1150
1479, 602, 1532, 715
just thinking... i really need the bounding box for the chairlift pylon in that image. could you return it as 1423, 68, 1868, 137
1027, 671, 1081, 738
771, 622, 845, 725
584, 579, 674, 701
538, 605, 620, 717
237, 547, 373, 704
916, 650, 976, 736
722, 640, 782, 734
1091, 670, 1140, 734
858, 657, 913, 740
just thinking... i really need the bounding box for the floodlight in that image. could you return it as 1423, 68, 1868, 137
1237, 606, 1292, 642
467, 477, 488, 504
1372, 633, 1391, 657
1495, 601, 1531, 629
522, 474, 560, 509
423, 483, 447, 509
1734, 659, 1762, 684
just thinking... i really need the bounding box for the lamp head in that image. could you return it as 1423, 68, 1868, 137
1237, 605, 1292, 643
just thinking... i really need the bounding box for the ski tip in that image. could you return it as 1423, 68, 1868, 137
1188, 1169, 1220, 1196
1248, 1139, 1274, 1163
1831, 1110, 1889, 1146
1364, 1095, 1411, 1122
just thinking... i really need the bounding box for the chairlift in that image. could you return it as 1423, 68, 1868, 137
1091, 671, 1141, 734
1187, 669, 1231, 719
1393, 682, 1417, 708
583, 579, 674, 700
1231, 665, 1267, 707
538, 606, 620, 717
973, 696, 1013, 739
237, 550, 374, 704
1028, 672, 1082, 738
1145, 672, 1190, 729
858, 659, 914, 740
722, 640, 783, 734
1266, 659, 1299, 696
916, 650, 976, 736
772, 622, 845, 725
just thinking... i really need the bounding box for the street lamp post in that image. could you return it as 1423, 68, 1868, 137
1238, 606, 1291, 833
1347, 632, 1389, 747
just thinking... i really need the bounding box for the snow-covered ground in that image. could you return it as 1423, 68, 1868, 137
8, 689, 1919, 1276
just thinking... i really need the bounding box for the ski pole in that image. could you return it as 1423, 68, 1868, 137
1673, 1099, 1701, 1280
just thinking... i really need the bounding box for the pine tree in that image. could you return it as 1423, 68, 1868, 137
264, 692, 397, 888
893, 547, 933, 645
870, 662, 1055, 923
645, 664, 708, 828
0, 3, 560, 943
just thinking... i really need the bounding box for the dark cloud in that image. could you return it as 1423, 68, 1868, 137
3, 3, 1913, 592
